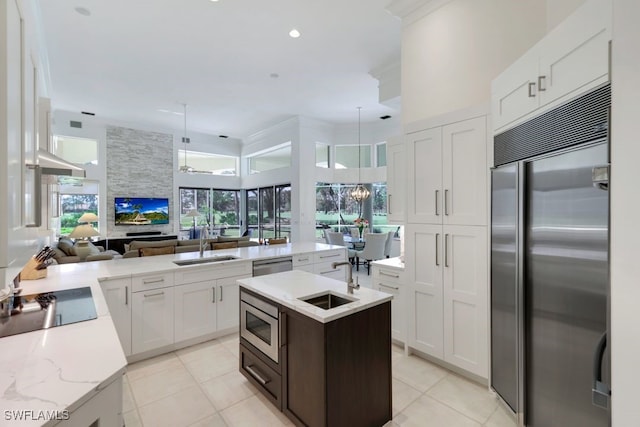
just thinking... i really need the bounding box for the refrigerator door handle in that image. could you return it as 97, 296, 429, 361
592, 331, 611, 410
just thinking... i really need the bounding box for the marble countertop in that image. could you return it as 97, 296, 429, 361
0, 273, 127, 426
0, 242, 343, 425
370, 256, 405, 271
238, 270, 393, 323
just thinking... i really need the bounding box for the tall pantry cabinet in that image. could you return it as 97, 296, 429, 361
403, 112, 490, 378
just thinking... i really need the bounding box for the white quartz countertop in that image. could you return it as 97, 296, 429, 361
0, 242, 342, 425
238, 270, 393, 323
0, 274, 127, 426
370, 256, 405, 271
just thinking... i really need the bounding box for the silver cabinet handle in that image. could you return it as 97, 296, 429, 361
592, 332, 610, 409
378, 283, 399, 291
435, 233, 440, 266
444, 189, 449, 216
445, 234, 449, 267
388, 194, 392, 214
245, 365, 269, 385
320, 253, 341, 259
528, 82, 536, 97
144, 291, 164, 298
219, 285, 223, 302
212, 287, 216, 303
25, 165, 42, 228
380, 271, 400, 279
435, 190, 439, 216
125, 286, 128, 305
538, 75, 546, 91
143, 278, 164, 285
319, 270, 334, 275
297, 257, 309, 262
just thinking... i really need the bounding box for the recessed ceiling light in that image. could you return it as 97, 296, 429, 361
289, 29, 301, 38
210, 0, 219, 2
74, 7, 91, 16
270, 73, 279, 79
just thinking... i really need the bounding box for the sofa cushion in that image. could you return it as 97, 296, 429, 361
56, 255, 81, 264
85, 254, 114, 262
86, 241, 102, 256
129, 239, 178, 250
212, 241, 238, 250
56, 239, 76, 256
217, 236, 249, 243
122, 250, 140, 258
139, 246, 175, 257
51, 246, 67, 260
238, 241, 260, 247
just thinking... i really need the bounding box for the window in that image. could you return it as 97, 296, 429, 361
315, 143, 330, 168
178, 150, 238, 175
247, 143, 291, 174
179, 187, 241, 237
52, 136, 98, 165
58, 178, 99, 235
376, 142, 387, 167
315, 182, 390, 240
246, 184, 291, 239
334, 145, 371, 169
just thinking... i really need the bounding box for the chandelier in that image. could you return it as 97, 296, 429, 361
350, 107, 370, 202
178, 103, 194, 174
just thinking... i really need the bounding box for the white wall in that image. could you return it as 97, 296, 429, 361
546, 0, 587, 31
401, 0, 547, 124
610, 1, 640, 424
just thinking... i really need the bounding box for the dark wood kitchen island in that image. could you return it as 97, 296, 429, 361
237, 270, 393, 427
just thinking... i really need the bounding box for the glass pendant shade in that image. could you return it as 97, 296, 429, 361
351, 184, 370, 202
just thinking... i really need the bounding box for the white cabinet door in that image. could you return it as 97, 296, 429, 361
217, 276, 244, 331
132, 287, 174, 354
314, 262, 347, 282
491, 48, 539, 131
407, 127, 442, 224
538, 0, 610, 109
174, 281, 216, 342
442, 225, 488, 377
100, 278, 132, 356
405, 224, 443, 358
376, 282, 401, 341
386, 136, 406, 224
442, 117, 487, 226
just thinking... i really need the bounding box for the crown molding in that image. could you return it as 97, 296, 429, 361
386, 0, 455, 27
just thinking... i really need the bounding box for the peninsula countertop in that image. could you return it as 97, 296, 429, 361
0, 242, 344, 425
238, 270, 393, 323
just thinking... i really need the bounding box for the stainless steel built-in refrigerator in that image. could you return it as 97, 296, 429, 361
490, 85, 611, 427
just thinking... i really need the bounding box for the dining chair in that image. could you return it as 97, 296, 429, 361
384, 231, 395, 258
355, 232, 387, 275
326, 231, 356, 264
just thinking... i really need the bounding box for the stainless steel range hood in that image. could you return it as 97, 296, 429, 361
37, 150, 86, 177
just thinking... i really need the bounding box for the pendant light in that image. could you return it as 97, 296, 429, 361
179, 103, 194, 174
350, 107, 370, 202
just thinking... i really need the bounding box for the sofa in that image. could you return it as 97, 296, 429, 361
52, 237, 122, 264
121, 235, 259, 258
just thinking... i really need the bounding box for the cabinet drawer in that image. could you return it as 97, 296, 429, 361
240, 344, 282, 410
132, 272, 174, 292
372, 268, 404, 285
174, 261, 252, 285
292, 253, 313, 267
293, 264, 314, 273
313, 249, 345, 264
314, 262, 347, 281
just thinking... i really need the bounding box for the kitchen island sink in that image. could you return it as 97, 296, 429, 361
299, 292, 356, 310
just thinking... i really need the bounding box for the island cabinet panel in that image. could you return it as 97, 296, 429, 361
240, 343, 283, 410
283, 302, 392, 427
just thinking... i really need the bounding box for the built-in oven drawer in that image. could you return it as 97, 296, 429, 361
240, 343, 282, 410
240, 291, 279, 363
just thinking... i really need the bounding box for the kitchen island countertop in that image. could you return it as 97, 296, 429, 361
238, 269, 393, 323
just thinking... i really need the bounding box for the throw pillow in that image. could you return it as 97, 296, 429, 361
57, 239, 75, 256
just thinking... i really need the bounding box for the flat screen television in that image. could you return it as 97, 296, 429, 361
114, 197, 169, 225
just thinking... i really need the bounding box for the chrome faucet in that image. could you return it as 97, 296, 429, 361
199, 226, 209, 257
332, 261, 359, 294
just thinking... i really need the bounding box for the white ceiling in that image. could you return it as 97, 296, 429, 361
37, 0, 401, 139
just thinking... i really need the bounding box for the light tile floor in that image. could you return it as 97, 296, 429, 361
122, 270, 516, 427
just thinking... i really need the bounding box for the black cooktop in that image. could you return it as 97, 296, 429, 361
0, 287, 97, 338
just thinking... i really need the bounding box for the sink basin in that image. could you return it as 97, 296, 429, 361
299, 292, 357, 310
173, 256, 238, 266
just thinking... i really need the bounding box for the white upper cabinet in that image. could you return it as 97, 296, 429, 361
407, 116, 487, 227
407, 127, 442, 224
442, 117, 487, 226
492, 0, 611, 133
386, 136, 406, 224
